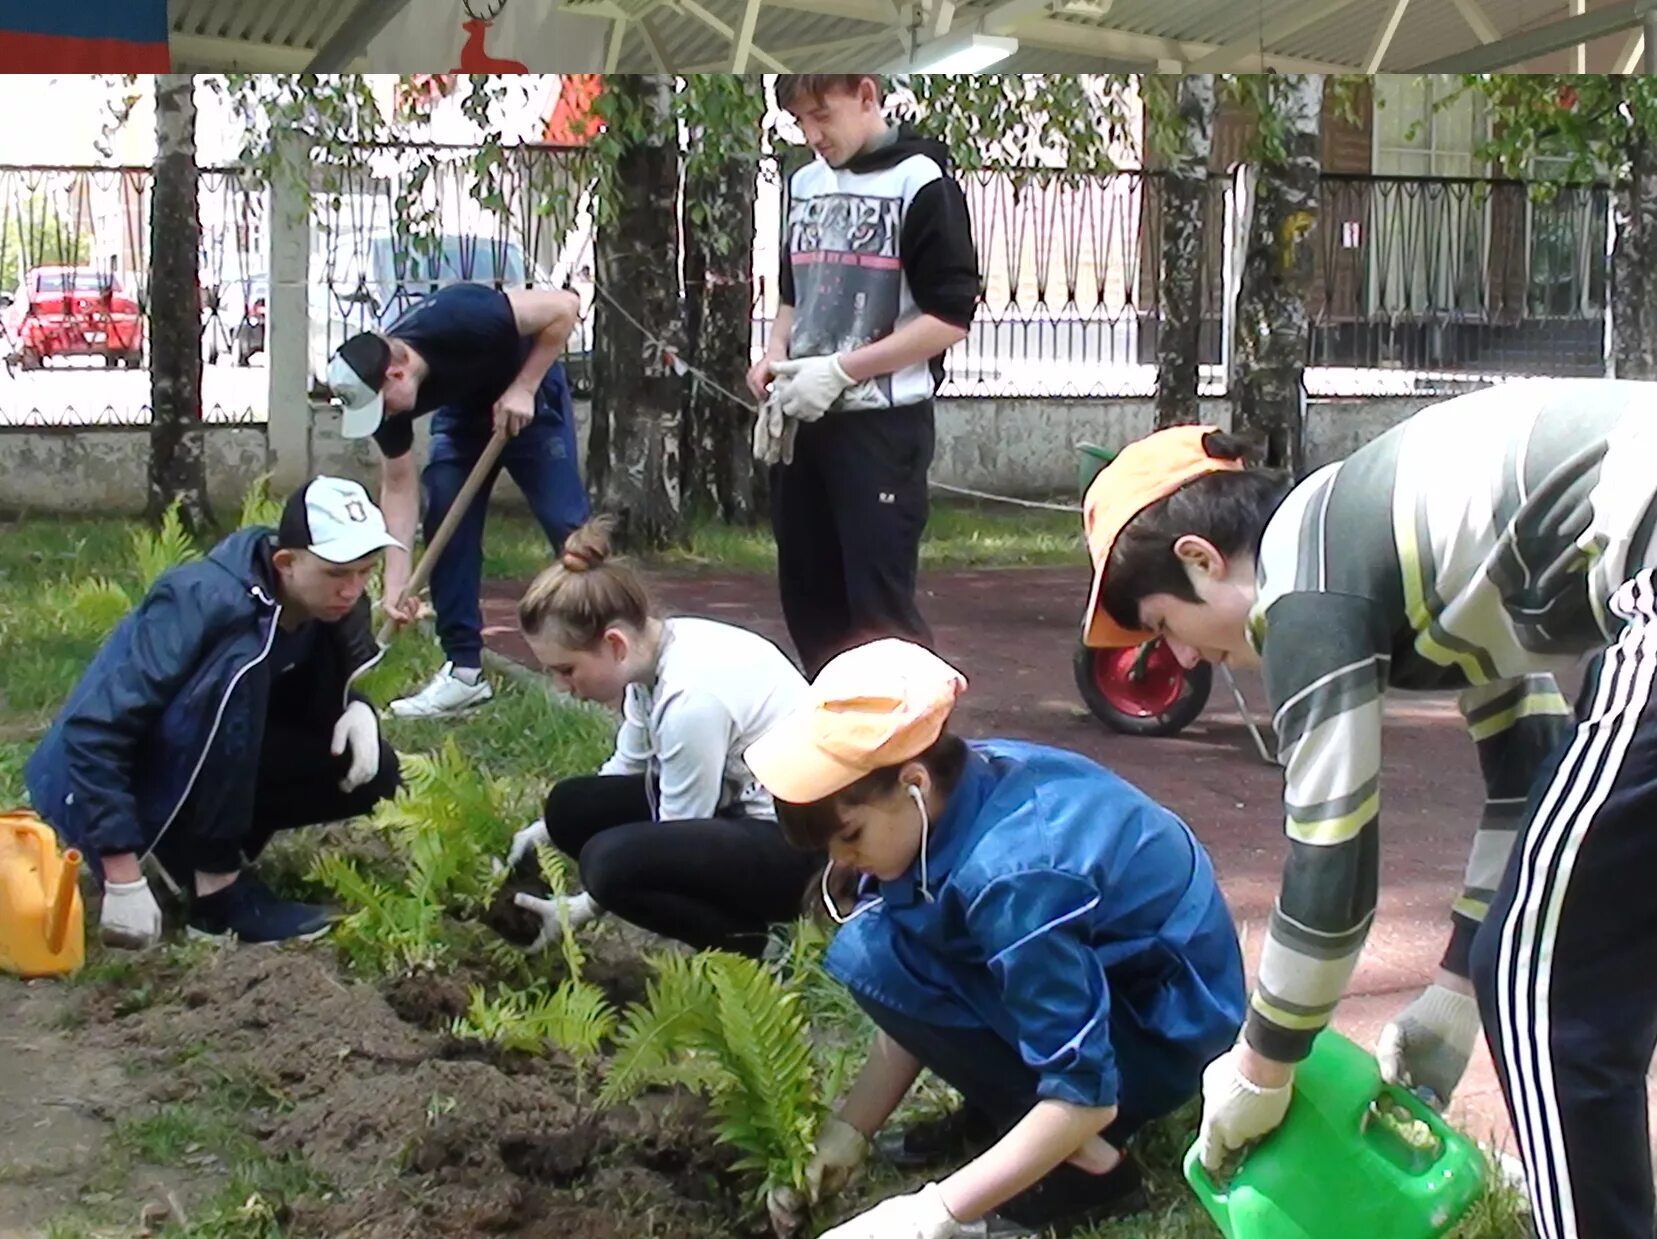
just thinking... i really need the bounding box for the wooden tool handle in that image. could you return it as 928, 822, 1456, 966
376, 427, 511, 646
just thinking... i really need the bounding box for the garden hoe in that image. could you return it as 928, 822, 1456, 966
376, 426, 510, 647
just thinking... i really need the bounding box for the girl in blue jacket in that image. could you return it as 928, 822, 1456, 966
743, 639, 1247, 1239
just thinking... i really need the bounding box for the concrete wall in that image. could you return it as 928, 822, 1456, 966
0, 395, 1445, 516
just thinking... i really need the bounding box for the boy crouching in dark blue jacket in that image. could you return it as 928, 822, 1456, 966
26, 476, 404, 947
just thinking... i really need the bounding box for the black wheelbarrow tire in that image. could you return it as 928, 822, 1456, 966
1073, 639, 1213, 738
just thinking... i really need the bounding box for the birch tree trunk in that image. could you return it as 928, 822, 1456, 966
590, 74, 684, 549
149, 73, 211, 533
1232, 75, 1322, 474
1155, 74, 1216, 429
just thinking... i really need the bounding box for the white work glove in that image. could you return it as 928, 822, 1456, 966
101, 877, 163, 950
772, 354, 854, 422
819, 1183, 961, 1239
505, 818, 551, 870
330, 700, 381, 793
513, 890, 602, 951
767, 1115, 871, 1235
1377, 984, 1480, 1110
751, 392, 799, 468
1196, 1045, 1294, 1172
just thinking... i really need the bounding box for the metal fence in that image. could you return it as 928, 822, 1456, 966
0, 153, 1619, 427
1311, 174, 1609, 380
0, 164, 267, 426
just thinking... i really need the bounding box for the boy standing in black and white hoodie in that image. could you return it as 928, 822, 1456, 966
750, 74, 980, 677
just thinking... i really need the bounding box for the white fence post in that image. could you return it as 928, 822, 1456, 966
265, 136, 312, 492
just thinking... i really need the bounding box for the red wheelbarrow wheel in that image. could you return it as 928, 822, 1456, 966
1073, 639, 1213, 738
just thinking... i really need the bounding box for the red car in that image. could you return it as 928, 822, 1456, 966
2, 266, 144, 369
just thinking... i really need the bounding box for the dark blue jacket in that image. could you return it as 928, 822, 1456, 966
24, 528, 383, 875
826, 741, 1247, 1110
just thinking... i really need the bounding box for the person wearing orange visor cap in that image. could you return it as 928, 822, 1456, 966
1080, 384, 1657, 1239
745, 638, 1245, 1238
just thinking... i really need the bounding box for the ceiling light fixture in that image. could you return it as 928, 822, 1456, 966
884, 31, 1019, 73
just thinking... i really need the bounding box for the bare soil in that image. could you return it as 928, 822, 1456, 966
0, 938, 760, 1239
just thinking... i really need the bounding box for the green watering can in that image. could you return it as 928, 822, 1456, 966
1184, 1030, 1489, 1239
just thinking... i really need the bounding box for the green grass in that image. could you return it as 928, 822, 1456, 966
476, 499, 1084, 581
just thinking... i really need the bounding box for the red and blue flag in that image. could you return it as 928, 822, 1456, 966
0, 0, 170, 72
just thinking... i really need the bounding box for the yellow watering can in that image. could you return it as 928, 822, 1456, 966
0, 810, 85, 977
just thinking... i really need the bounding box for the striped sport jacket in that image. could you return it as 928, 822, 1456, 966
1245, 377, 1657, 1062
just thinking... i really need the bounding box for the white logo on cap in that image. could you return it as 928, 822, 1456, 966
344, 500, 368, 523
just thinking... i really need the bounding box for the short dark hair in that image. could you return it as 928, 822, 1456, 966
775, 75, 885, 111
1100, 432, 1293, 632
774, 731, 970, 852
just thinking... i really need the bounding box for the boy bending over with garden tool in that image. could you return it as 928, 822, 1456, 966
326, 282, 589, 718
27, 477, 404, 947
1084, 382, 1657, 1239
746, 639, 1246, 1238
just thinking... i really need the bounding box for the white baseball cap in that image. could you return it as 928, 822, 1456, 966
327, 332, 391, 440
276, 476, 403, 564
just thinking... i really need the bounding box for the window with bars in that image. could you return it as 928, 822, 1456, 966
1369, 75, 1488, 315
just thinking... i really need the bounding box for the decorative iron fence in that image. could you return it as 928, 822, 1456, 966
1311, 174, 1609, 380
0, 155, 1618, 427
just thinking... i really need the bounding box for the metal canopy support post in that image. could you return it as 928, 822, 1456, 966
307, 0, 418, 70
1413, 0, 1639, 70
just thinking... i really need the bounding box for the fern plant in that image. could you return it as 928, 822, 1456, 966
36, 576, 133, 643
530, 840, 590, 980
237, 473, 285, 529
373, 738, 516, 914
311, 738, 524, 975
452, 978, 617, 1112
601, 951, 824, 1204
309, 851, 454, 975
132, 498, 200, 591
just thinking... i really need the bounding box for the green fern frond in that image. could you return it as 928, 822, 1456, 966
704, 954, 820, 1192
64, 577, 132, 639
448, 979, 616, 1063
132, 499, 200, 590
535, 843, 574, 896
599, 953, 716, 1107
538, 978, 618, 1062
596, 950, 825, 1197
237, 473, 285, 529
310, 850, 451, 975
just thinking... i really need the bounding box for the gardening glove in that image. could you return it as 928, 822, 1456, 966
513, 890, 602, 951
1377, 984, 1480, 1110
772, 353, 853, 422
505, 818, 551, 872
1196, 1045, 1294, 1173
100, 877, 163, 950
330, 700, 381, 793
819, 1183, 961, 1239
767, 1115, 871, 1235
751, 392, 799, 468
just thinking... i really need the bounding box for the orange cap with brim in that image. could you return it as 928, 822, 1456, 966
744, 639, 968, 805
1081, 424, 1244, 648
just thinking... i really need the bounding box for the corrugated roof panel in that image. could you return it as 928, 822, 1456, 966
1385, 0, 1636, 69
170, 0, 349, 49
611, 0, 896, 68
1273, 1, 1394, 64
1081, 0, 1312, 47
178, 0, 1641, 74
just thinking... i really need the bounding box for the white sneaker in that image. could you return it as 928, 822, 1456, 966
389, 661, 494, 718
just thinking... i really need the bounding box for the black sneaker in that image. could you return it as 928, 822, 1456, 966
188, 874, 336, 944
984, 1157, 1148, 1236
876, 1105, 1001, 1169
